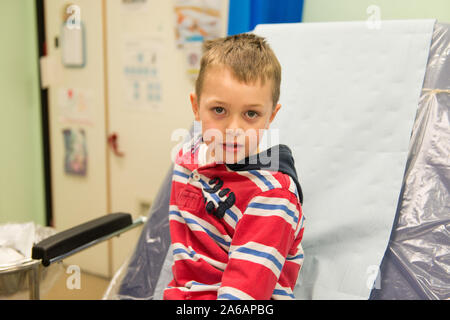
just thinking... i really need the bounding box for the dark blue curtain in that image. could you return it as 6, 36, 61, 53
228, 0, 304, 36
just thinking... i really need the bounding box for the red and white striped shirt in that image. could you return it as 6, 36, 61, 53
163, 135, 305, 300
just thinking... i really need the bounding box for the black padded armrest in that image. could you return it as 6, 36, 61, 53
32, 213, 132, 266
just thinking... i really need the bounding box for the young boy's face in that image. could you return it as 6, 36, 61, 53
191, 65, 281, 164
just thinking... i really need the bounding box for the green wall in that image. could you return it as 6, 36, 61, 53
0, 1, 46, 225
303, 0, 450, 23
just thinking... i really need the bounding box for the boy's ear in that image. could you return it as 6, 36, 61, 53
190, 92, 200, 121
267, 103, 282, 128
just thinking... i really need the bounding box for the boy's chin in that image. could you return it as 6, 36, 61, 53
212, 152, 242, 164
213, 148, 256, 164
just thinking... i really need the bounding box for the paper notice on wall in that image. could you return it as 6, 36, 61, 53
174, 0, 223, 81
58, 87, 94, 126
122, 35, 163, 111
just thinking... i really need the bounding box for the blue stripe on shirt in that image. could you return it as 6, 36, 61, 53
273, 289, 295, 299
169, 210, 230, 247
247, 202, 298, 224
248, 170, 274, 190
172, 247, 196, 258
173, 170, 190, 179
286, 253, 304, 261
233, 247, 283, 272
217, 293, 241, 300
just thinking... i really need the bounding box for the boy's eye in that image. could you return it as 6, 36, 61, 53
213, 107, 225, 115
246, 111, 259, 119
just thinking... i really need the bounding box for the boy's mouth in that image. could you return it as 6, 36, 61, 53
222, 142, 244, 153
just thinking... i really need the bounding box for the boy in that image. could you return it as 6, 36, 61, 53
163, 33, 305, 300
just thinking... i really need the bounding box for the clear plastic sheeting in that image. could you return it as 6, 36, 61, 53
0, 222, 63, 299
370, 23, 450, 300
103, 166, 174, 300
0, 223, 36, 266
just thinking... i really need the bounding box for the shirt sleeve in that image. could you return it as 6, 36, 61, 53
217, 188, 304, 300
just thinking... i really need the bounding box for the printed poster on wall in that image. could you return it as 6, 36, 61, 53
122, 35, 163, 111
63, 128, 88, 176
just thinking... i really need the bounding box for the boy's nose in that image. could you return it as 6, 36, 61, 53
226, 116, 243, 132
225, 118, 244, 139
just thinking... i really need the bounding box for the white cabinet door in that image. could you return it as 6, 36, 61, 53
45, 0, 110, 277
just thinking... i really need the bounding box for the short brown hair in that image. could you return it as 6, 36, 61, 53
195, 33, 281, 108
